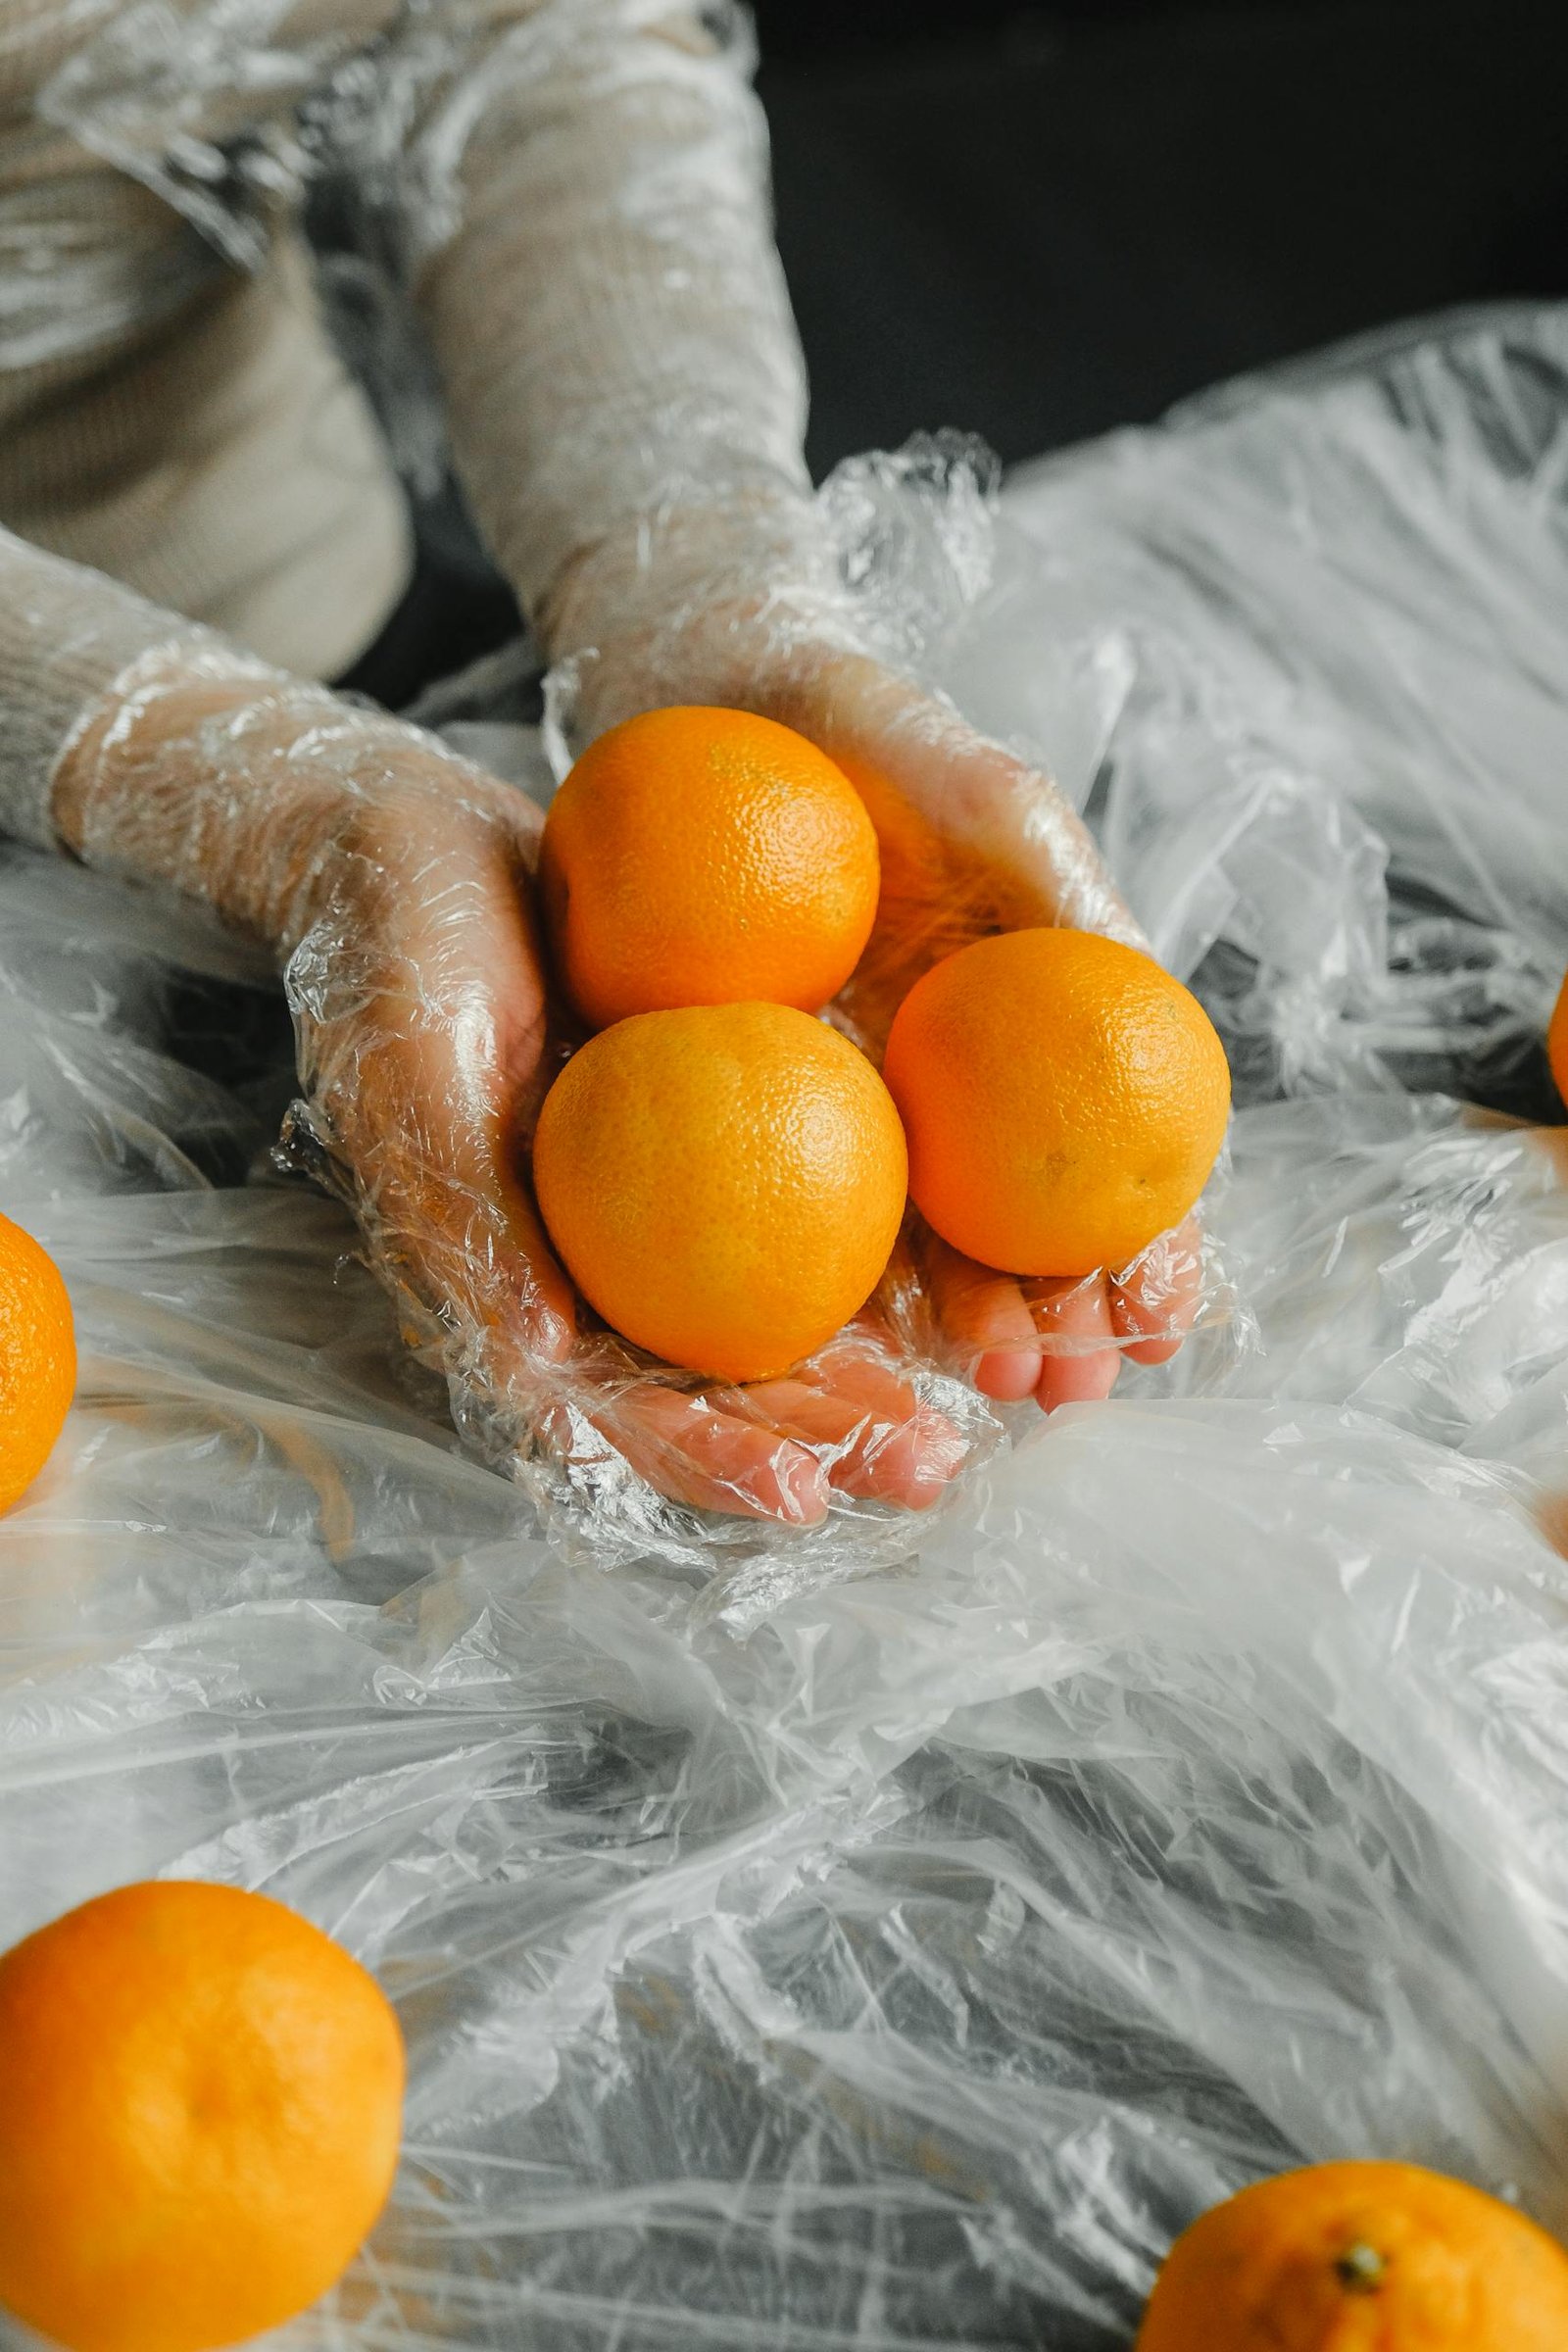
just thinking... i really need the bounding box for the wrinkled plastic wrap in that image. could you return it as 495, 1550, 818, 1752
7, 305, 1568, 2349
15, 394, 1197, 1578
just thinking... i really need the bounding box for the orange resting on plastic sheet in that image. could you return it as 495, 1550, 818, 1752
0, 1207, 75, 1511
0, 1880, 406, 2352
1547, 964, 1568, 1106
1136, 2160, 1568, 2350
539, 705, 880, 1029
532, 1000, 907, 1383
883, 927, 1231, 1277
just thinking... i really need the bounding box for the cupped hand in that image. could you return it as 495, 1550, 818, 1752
572, 628, 1208, 1412
55, 656, 965, 1530
775, 649, 1208, 1411
283, 757, 965, 1526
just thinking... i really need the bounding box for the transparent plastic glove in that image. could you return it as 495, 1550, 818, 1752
548, 521, 1210, 1413
53, 649, 965, 1535
767, 651, 1208, 1413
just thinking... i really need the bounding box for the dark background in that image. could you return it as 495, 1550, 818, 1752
334, 0, 1568, 704
754, 0, 1568, 475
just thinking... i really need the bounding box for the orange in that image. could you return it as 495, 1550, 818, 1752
0, 1880, 405, 2352
1136, 2160, 1568, 2349
1548, 965, 1568, 1106
882, 927, 1231, 1276
532, 1001, 907, 1382
539, 705, 880, 1029
0, 1208, 75, 1510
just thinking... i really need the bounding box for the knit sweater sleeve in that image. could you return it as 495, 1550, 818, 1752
0, 0, 814, 852
369, 0, 815, 634
0, 528, 218, 851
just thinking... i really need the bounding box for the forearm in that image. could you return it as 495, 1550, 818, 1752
0, 530, 217, 854
403, 0, 827, 648
56, 655, 382, 952
0, 529, 507, 959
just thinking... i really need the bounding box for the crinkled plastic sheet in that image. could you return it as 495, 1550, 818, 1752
7, 304, 1568, 2349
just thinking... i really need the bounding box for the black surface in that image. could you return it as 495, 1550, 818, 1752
322, 2, 1568, 707
757, 0, 1568, 474
332, 526, 520, 706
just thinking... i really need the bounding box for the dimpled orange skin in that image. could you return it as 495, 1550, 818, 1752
532, 1002, 908, 1383
882, 928, 1231, 1277
0, 1208, 75, 1511
0, 1881, 406, 2352
539, 705, 881, 1030
1136, 2161, 1568, 2351
1548, 966, 1568, 1107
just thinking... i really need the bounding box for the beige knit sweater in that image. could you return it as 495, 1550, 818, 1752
0, 0, 812, 843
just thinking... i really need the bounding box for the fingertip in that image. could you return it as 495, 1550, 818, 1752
1035, 1348, 1121, 1413
904, 1411, 971, 1508
925, 1237, 1038, 1364
975, 1346, 1044, 1401
773, 1441, 832, 1526
606, 1391, 831, 1526
1109, 1217, 1205, 1360
705, 1428, 831, 1526
858, 1404, 969, 1508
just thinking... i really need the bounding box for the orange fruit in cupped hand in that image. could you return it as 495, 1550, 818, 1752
533, 1002, 906, 1382
0, 1208, 75, 1510
1136, 2160, 1568, 2349
882, 928, 1231, 1276
0, 1881, 405, 2352
539, 705, 880, 1029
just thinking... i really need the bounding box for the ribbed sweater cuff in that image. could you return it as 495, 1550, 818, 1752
0, 532, 223, 851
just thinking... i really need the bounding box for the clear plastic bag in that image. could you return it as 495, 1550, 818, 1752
5, 303, 1568, 2348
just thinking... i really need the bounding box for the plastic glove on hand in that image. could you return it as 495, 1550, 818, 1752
56, 657, 958, 1528
573, 626, 1206, 1413
778, 652, 1208, 1411
280, 757, 963, 1525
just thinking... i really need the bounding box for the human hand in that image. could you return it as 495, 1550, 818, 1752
54, 652, 964, 1528
773, 650, 1208, 1412
564, 596, 1207, 1413
284, 768, 965, 1523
